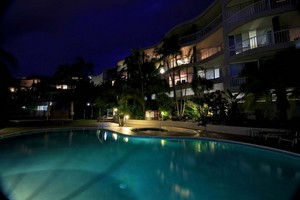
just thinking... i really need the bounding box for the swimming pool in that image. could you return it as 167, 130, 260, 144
0, 128, 299, 200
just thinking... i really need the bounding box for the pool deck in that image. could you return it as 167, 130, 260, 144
1, 120, 300, 155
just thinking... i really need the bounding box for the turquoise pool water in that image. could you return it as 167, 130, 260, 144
0, 129, 300, 200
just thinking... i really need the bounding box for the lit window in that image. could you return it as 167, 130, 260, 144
199, 68, 220, 80
37, 106, 48, 111
214, 68, 220, 78
206, 69, 214, 79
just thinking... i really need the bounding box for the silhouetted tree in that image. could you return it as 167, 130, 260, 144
155, 35, 182, 117
0, 1, 18, 127
53, 57, 96, 119
191, 73, 213, 123
240, 46, 300, 125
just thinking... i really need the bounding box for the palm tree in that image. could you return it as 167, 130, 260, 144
123, 50, 146, 115
154, 35, 182, 117
122, 49, 170, 119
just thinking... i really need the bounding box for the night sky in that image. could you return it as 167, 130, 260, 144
1, 0, 213, 78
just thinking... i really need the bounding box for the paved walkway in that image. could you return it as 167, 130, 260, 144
1, 120, 299, 155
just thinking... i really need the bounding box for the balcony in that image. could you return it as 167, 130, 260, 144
224, 0, 297, 30
230, 76, 246, 87
197, 45, 223, 61
179, 15, 222, 45
228, 27, 300, 56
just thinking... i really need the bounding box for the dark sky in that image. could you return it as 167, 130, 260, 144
1, 0, 213, 78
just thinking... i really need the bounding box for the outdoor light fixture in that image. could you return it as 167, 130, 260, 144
160, 68, 165, 74
113, 108, 118, 116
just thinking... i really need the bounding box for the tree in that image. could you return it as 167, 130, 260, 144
70, 56, 94, 79
0, 46, 17, 127
205, 90, 228, 124
156, 93, 173, 119
155, 35, 182, 117
225, 90, 245, 125
191, 73, 213, 123
53, 57, 96, 119
240, 46, 300, 125
120, 49, 170, 119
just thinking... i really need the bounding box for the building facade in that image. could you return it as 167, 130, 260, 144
117, 0, 300, 101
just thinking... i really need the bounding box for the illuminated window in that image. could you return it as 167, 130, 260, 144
198, 68, 220, 80
56, 85, 69, 89
37, 106, 48, 111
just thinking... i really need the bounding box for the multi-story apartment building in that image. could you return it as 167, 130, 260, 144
118, 0, 300, 101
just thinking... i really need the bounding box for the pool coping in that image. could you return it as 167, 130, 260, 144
1, 124, 300, 157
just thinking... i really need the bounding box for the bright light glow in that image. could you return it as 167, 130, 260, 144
209, 142, 215, 152
160, 68, 165, 74
104, 131, 107, 140
86, 103, 90, 106
125, 115, 129, 119
161, 139, 166, 146
9, 87, 15, 92
123, 137, 129, 142
146, 112, 150, 118
112, 133, 118, 140
174, 184, 191, 198
196, 143, 201, 153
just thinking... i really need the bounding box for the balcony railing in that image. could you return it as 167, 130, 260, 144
228, 27, 300, 56
225, 0, 297, 28
167, 45, 223, 68
231, 76, 246, 87
198, 45, 222, 61
179, 15, 222, 45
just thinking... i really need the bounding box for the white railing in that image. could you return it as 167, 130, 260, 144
230, 76, 246, 87
198, 46, 222, 61
229, 28, 300, 56
225, 0, 296, 28
179, 15, 222, 45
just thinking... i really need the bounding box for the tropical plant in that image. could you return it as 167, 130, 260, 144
156, 93, 173, 119
205, 90, 228, 124
190, 73, 214, 123
225, 90, 246, 125
240, 47, 300, 126
118, 49, 170, 119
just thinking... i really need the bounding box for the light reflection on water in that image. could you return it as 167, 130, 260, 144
0, 129, 299, 200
